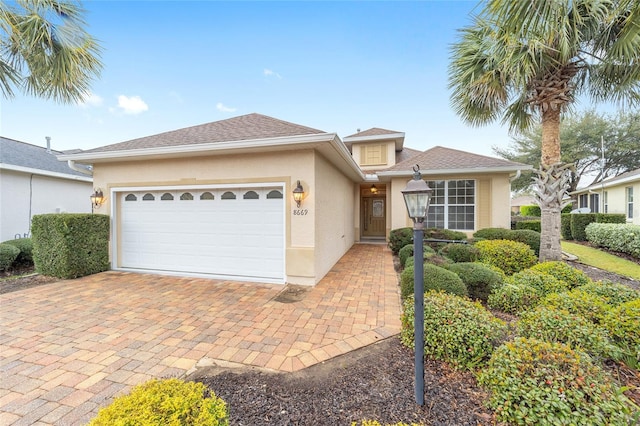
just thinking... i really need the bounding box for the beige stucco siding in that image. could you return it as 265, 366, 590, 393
92, 150, 324, 284
388, 173, 513, 235
314, 153, 355, 281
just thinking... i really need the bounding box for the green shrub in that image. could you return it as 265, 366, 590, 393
32, 214, 110, 279
400, 264, 467, 300
603, 299, 640, 353
478, 338, 635, 426
389, 227, 413, 255
88, 378, 228, 426
423, 253, 454, 267
518, 307, 621, 360
509, 229, 541, 256
560, 213, 573, 240
585, 223, 640, 258
0, 243, 20, 271
446, 262, 503, 301
510, 215, 540, 230
515, 220, 541, 232
424, 228, 468, 241
487, 283, 541, 314
519, 205, 541, 217
401, 292, 506, 370
398, 244, 435, 268
570, 213, 597, 241
579, 280, 640, 306
473, 228, 511, 240
3, 238, 34, 265
595, 213, 627, 224
541, 290, 610, 325
475, 239, 537, 275
528, 261, 591, 288
439, 243, 479, 263
507, 270, 568, 297
561, 203, 573, 214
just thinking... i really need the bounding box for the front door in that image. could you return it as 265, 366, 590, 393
362, 197, 386, 237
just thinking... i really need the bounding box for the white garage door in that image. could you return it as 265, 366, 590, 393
118, 186, 285, 282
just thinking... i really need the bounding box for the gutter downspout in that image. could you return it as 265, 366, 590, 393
67, 160, 93, 176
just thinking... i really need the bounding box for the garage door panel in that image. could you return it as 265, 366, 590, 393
118, 186, 285, 281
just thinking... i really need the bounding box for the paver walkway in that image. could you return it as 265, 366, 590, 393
0, 244, 401, 425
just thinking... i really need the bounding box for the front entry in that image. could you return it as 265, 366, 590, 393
362, 197, 386, 237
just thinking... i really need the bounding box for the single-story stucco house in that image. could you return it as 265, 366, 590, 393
58, 113, 530, 285
571, 168, 639, 224
0, 136, 93, 241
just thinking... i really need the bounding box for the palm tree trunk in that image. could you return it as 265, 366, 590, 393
538, 108, 563, 262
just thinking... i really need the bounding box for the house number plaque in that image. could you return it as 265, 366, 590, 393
293, 209, 309, 216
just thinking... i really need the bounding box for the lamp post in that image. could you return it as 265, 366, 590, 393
401, 165, 432, 406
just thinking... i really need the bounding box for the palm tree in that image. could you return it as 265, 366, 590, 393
0, 0, 102, 103
449, 0, 640, 261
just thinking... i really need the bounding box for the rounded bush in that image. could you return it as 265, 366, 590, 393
88, 378, 228, 426
487, 283, 540, 315
478, 338, 634, 426
400, 264, 467, 300
475, 239, 537, 276
389, 228, 413, 254
439, 243, 479, 263
0, 243, 20, 271
541, 290, 610, 325
509, 229, 541, 256
445, 262, 503, 301
518, 306, 620, 360
579, 280, 640, 306
423, 253, 453, 267
528, 261, 591, 288
473, 228, 511, 240
603, 299, 640, 352
3, 238, 34, 265
401, 292, 506, 370
398, 244, 435, 268
508, 270, 568, 297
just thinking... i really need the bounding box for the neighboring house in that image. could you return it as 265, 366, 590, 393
571, 168, 639, 224
510, 194, 536, 215
0, 137, 93, 241
58, 113, 530, 285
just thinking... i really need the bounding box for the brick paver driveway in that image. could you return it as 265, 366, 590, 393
0, 244, 401, 425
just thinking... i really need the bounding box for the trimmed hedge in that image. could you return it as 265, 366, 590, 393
400, 264, 467, 299
401, 292, 506, 370
475, 239, 537, 275
389, 227, 413, 254
519, 205, 541, 217
585, 223, 640, 259
528, 261, 591, 288
0, 243, 20, 271
510, 215, 539, 230
473, 228, 511, 240
398, 244, 435, 268
579, 280, 640, 306
560, 213, 573, 240
473, 228, 540, 256
3, 238, 34, 265
478, 338, 635, 426
515, 220, 541, 232
595, 213, 626, 224
445, 262, 503, 301
487, 282, 541, 315
439, 243, 479, 263
32, 214, 110, 279
570, 213, 597, 241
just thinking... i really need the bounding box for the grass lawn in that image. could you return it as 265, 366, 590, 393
561, 241, 640, 280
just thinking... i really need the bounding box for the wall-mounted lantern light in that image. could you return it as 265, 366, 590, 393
370, 184, 378, 194
292, 180, 305, 208
90, 188, 105, 209
401, 165, 432, 407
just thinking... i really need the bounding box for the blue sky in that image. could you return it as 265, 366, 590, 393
0, 1, 604, 156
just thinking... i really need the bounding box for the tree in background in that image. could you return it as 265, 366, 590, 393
495, 110, 640, 194
449, 0, 640, 262
0, 0, 102, 103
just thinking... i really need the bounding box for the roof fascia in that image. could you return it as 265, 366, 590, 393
377, 165, 533, 177
570, 174, 640, 194
0, 163, 93, 182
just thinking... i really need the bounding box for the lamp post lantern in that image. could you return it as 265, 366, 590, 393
401, 165, 432, 406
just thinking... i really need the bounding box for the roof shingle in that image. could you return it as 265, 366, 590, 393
1, 137, 90, 177
344, 127, 402, 139
385, 146, 528, 172
83, 113, 326, 154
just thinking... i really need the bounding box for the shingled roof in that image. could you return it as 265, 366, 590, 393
344, 127, 402, 138
82, 113, 326, 154
381, 146, 528, 174
0, 137, 91, 178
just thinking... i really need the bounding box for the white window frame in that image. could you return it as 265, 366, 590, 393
627, 187, 634, 219
425, 179, 476, 231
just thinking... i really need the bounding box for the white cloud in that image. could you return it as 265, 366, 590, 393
216, 102, 237, 113
77, 92, 103, 108
264, 68, 282, 79
116, 95, 148, 115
